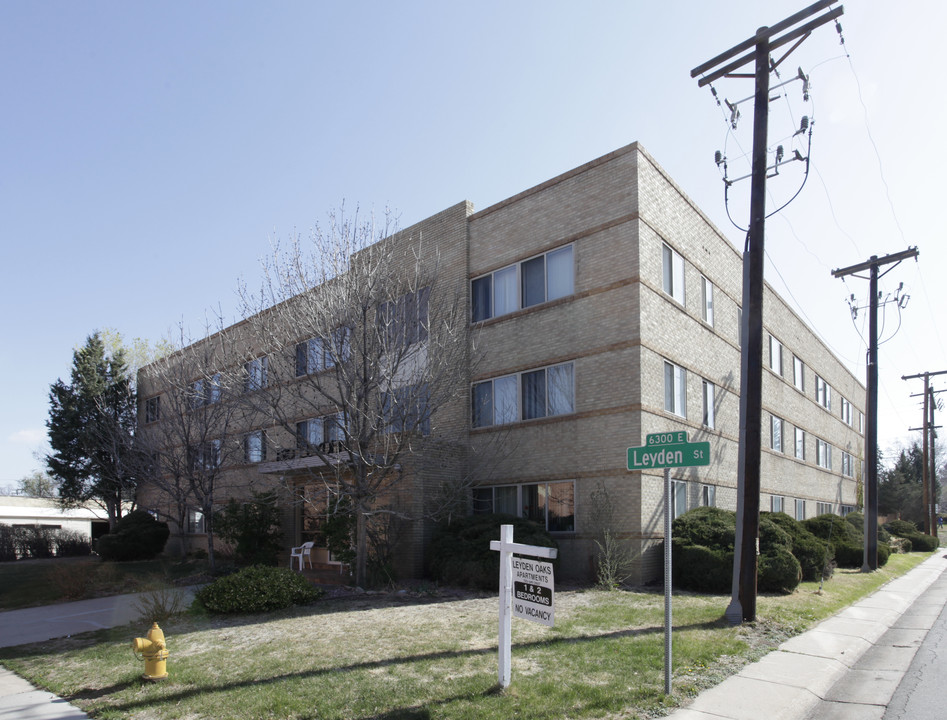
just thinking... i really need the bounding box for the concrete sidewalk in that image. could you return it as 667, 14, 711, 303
0, 587, 195, 720
667, 551, 947, 720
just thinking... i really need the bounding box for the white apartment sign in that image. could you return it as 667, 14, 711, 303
490, 524, 558, 688
511, 556, 555, 626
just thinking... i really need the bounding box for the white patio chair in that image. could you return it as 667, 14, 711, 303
290, 541, 314, 571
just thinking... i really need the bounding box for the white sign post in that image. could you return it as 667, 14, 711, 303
490, 524, 558, 688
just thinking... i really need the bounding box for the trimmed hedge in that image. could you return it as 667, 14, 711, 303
763, 512, 831, 582
427, 514, 558, 590
883, 520, 940, 553
195, 565, 323, 614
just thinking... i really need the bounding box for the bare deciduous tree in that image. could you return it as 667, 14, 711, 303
137, 324, 246, 569
239, 208, 474, 587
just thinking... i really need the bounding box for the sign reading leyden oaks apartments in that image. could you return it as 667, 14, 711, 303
511, 556, 555, 626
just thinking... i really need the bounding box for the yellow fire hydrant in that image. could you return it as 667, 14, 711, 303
131, 622, 169, 681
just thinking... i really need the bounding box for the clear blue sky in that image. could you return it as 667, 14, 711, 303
2, 1, 944, 486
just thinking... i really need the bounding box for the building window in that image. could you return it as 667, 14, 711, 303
858, 411, 865, 434
815, 374, 831, 411
701, 379, 715, 429
664, 361, 686, 418
383, 383, 431, 435
771, 415, 783, 453
737, 306, 743, 347
769, 335, 783, 376
771, 495, 785, 513
190, 373, 221, 408
471, 245, 574, 322
841, 505, 856, 516
188, 440, 221, 472
472, 362, 574, 428
701, 484, 716, 507
472, 481, 575, 532
245, 431, 266, 463
297, 413, 346, 454
144, 396, 160, 424
187, 508, 205, 534
672, 480, 688, 519
817, 502, 833, 516
795, 499, 806, 521
701, 276, 714, 326
794, 427, 805, 460
296, 337, 326, 376
793, 356, 805, 392
840, 397, 852, 426
841, 451, 854, 477
817, 439, 832, 470
379, 288, 429, 347
662, 243, 685, 305
245, 356, 268, 392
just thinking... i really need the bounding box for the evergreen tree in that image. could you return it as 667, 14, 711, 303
46, 333, 141, 529
879, 442, 926, 527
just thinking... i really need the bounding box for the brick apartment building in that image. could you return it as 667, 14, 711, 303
138, 142, 864, 584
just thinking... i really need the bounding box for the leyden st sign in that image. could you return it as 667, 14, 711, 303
627, 432, 710, 470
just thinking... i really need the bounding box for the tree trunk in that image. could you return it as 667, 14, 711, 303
355, 504, 368, 587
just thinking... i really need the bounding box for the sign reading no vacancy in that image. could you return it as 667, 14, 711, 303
511, 556, 555, 626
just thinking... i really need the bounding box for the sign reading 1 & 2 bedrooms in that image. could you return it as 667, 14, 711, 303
627, 432, 710, 470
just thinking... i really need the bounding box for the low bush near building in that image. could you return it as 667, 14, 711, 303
883, 520, 939, 552
426, 514, 558, 590
764, 512, 831, 581
96, 511, 170, 561
194, 565, 323, 614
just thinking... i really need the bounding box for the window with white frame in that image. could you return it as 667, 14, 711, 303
662, 243, 685, 305
664, 361, 686, 418
793, 356, 805, 392
840, 397, 852, 426
817, 502, 833, 516
702, 379, 715, 429
471, 481, 575, 532
144, 396, 160, 424
769, 335, 783, 376
841, 504, 856, 516
771, 415, 783, 452
701, 276, 714, 326
701, 484, 716, 507
187, 508, 205, 534
841, 451, 854, 477
189, 439, 221, 472
815, 374, 831, 410
190, 373, 222, 408
771, 495, 785, 513
245, 356, 268, 392
794, 426, 805, 460
296, 413, 346, 453
672, 480, 688, 519
817, 438, 832, 470
378, 288, 429, 347
383, 383, 431, 435
472, 362, 574, 428
244, 431, 266, 463
471, 245, 574, 322
858, 411, 865, 434
795, 499, 806, 521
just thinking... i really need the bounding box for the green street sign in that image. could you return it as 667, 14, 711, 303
627, 441, 711, 470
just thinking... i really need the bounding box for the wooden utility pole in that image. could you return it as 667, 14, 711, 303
833, 247, 918, 570
903, 370, 947, 535
691, 0, 843, 624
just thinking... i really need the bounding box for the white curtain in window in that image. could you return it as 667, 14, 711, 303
494, 376, 517, 424
495, 486, 517, 515
547, 363, 574, 416
547, 246, 574, 301
494, 266, 517, 316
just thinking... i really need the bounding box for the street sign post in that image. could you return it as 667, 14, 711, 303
625, 431, 711, 694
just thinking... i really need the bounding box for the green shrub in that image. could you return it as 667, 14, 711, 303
763, 512, 831, 582
758, 547, 802, 594
672, 540, 731, 593
214, 491, 283, 566
884, 519, 918, 537
672, 506, 735, 550
96, 510, 170, 561
195, 565, 323, 614
905, 533, 939, 552
426, 514, 558, 590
